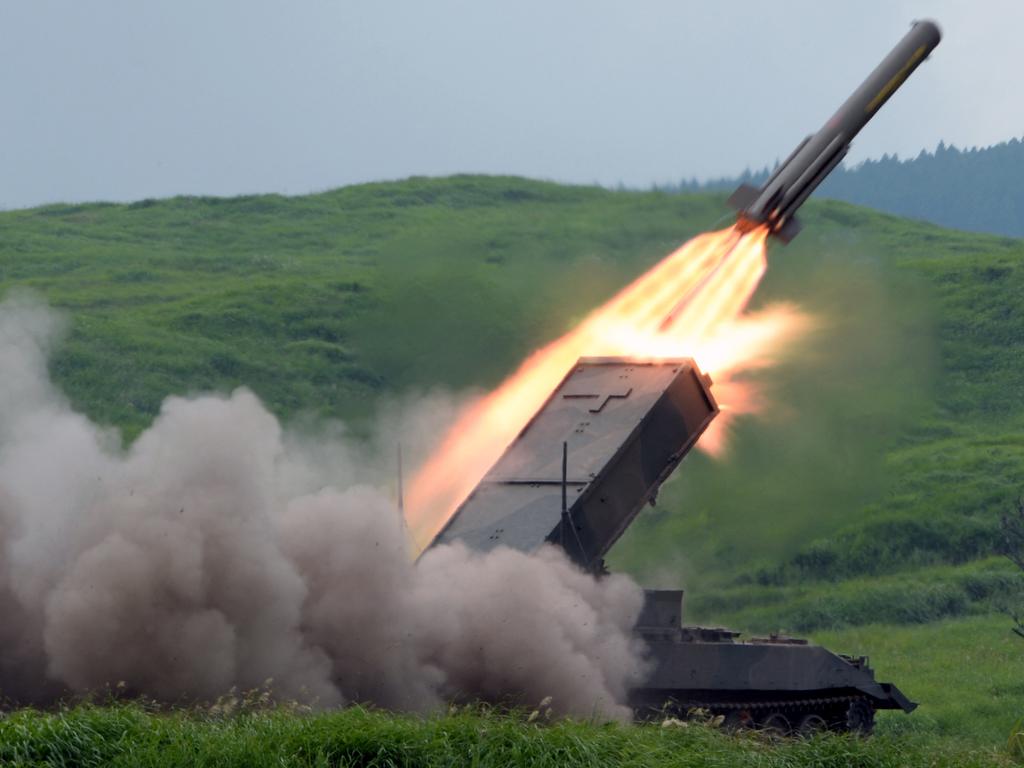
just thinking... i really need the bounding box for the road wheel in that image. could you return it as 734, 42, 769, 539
760, 711, 791, 737
723, 709, 753, 731
843, 699, 875, 735
797, 713, 827, 736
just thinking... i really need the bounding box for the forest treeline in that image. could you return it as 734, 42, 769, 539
670, 138, 1024, 237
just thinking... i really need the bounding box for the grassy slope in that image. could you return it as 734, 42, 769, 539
1, 178, 719, 436
1, 176, 1023, 757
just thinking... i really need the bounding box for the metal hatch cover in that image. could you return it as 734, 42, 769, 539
428, 357, 718, 571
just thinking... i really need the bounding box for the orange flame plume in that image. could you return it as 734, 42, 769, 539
406, 224, 809, 550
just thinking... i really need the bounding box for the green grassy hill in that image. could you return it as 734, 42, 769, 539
1, 176, 1022, 759
2, 177, 719, 435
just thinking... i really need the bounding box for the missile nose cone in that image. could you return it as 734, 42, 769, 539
913, 19, 942, 41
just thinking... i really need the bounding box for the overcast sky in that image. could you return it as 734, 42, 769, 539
0, 1, 1017, 208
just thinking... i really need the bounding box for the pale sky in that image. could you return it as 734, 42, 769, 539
0, 1, 1017, 208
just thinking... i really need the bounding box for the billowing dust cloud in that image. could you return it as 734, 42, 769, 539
0, 295, 645, 718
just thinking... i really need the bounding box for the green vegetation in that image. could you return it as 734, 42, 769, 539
691, 559, 1019, 634
1, 177, 719, 437
0, 702, 1014, 768
820, 615, 1024, 748
1, 176, 1022, 762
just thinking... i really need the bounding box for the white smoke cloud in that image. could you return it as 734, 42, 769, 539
0, 293, 646, 718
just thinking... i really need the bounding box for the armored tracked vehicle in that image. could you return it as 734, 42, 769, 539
428, 357, 914, 734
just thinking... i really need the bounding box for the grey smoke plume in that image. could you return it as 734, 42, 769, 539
0, 294, 645, 718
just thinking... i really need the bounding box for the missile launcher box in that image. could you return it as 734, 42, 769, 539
429, 357, 717, 572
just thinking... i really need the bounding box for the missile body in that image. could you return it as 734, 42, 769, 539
730, 20, 941, 243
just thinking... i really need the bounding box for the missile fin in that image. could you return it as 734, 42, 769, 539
726, 183, 759, 211
774, 216, 802, 244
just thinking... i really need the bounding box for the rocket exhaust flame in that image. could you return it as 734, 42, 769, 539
406, 224, 810, 550
403, 17, 942, 553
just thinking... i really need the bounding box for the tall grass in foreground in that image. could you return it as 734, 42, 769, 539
0, 703, 1015, 768
815, 614, 1024, 747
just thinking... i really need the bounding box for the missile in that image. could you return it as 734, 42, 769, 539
729, 20, 941, 243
